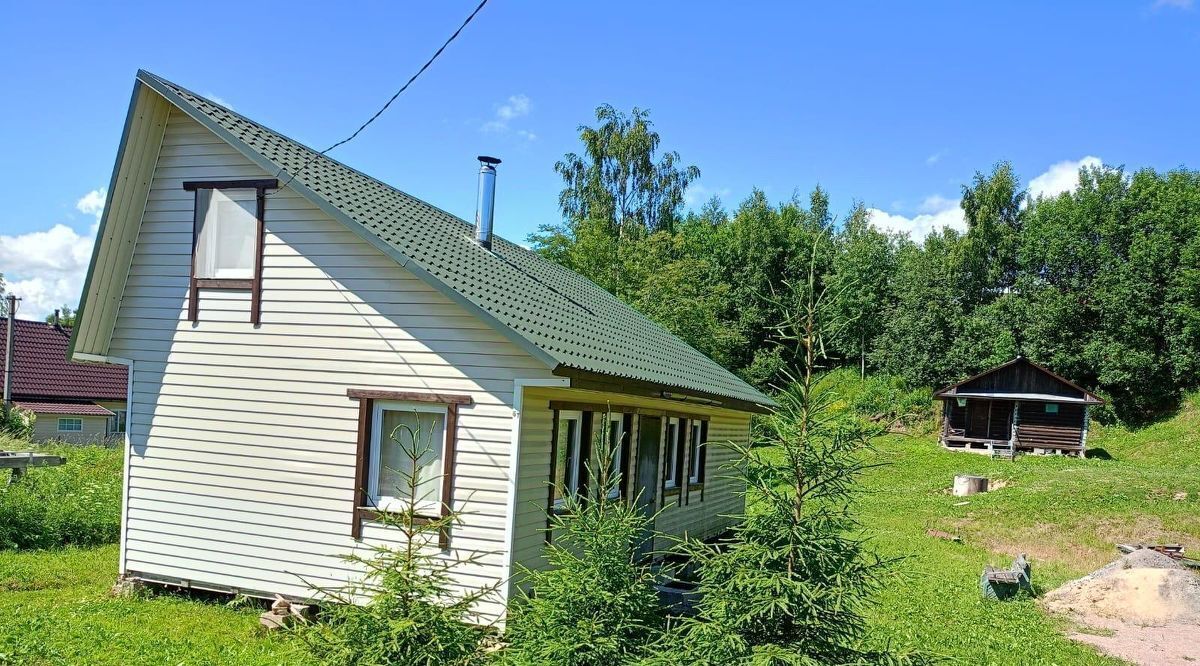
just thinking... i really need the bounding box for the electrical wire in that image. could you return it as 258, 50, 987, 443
269, 0, 490, 195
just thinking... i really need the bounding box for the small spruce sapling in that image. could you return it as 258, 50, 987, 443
648, 240, 926, 665
500, 408, 664, 666
294, 409, 492, 666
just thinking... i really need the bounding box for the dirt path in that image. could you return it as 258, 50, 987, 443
1042, 550, 1200, 665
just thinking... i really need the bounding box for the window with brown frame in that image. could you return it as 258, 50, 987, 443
183, 178, 277, 325
346, 388, 471, 548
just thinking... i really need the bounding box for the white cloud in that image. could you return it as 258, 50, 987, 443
203, 93, 234, 110
684, 183, 733, 207
76, 188, 106, 219
925, 151, 945, 166
1, 190, 103, 320
1028, 156, 1102, 200
481, 94, 534, 137
868, 198, 966, 239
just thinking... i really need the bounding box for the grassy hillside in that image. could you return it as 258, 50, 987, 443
856, 393, 1200, 664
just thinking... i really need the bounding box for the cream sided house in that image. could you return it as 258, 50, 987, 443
1, 316, 127, 443
70, 71, 774, 622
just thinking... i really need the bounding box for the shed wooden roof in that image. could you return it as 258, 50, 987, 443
935, 357, 1103, 405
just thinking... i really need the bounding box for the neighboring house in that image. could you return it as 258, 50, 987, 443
70, 71, 775, 622
1, 318, 127, 443
935, 357, 1103, 457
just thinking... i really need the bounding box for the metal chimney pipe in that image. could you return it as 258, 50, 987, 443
474, 156, 501, 250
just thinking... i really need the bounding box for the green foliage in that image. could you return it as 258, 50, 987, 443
538, 111, 1200, 422
295, 412, 490, 666
651, 247, 923, 665
0, 406, 34, 440
44, 305, 78, 328
0, 441, 123, 550
501, 413, 663, 666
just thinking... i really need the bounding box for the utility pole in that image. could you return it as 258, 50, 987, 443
3, 294, 17, 417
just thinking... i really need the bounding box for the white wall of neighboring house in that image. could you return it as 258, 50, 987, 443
30, 412, 112, 444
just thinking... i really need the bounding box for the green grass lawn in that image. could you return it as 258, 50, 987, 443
857, 394, 1200, 664
0, 546, 300, 665
2, 396, 1197, 664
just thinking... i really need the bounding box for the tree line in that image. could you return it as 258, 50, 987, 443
532, 106, 1200, 424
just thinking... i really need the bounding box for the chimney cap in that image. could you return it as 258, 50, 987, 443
477, 155, 502, 166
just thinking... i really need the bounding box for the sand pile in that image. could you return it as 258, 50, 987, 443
1042, 549, 1200, 665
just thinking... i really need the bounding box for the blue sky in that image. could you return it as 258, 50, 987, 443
1, 1, 1198, 318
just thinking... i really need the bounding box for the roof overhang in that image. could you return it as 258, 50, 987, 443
935, 391, 1100, 405
554, 365, 776, 414
14, 402, 116, 417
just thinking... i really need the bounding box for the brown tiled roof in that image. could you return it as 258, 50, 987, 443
14, 401, 115, 416
1, 319, 127, 401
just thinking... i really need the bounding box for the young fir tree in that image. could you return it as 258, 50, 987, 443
649, 242, 924, 665
501, 409, 664, 666
295, 411, 491, 666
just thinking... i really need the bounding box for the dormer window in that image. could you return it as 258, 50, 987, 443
183, 178, 277, 325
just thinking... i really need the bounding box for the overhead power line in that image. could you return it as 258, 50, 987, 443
270, 0, 490, 194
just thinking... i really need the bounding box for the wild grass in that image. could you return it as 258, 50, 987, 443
843, 383, 1200, 664
0, 546, 298, 665
0, 435, 123, 550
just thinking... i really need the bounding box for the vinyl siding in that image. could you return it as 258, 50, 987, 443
108, 107, 555, 621
510, 387, 750, 583
31, 413, 113, 444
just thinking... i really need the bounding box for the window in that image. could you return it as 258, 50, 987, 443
110, 409, 127, 434
195, 188, 257, 280
606, 413, 625, 499
1045, 403, 1059, 414
58, 418, 82, 432
347, 388, 470, 543
664, 417, 686, 490
689, 420, 706, 485
367, 401, 448, 515
553, 411, 584, 507
183, 178, 277, 325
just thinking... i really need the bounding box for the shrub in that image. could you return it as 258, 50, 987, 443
0, 441, 123, 550
647, 255, 926, 665
500, 411, 663, 665
0, 407, 34, 440
294, 409, 491, 666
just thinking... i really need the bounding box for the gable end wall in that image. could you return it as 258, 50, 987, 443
108, 108, 556, 621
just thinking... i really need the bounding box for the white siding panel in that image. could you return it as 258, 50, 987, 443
110, 108, 554, 622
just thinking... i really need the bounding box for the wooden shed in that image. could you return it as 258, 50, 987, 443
935, 357, 1103, 457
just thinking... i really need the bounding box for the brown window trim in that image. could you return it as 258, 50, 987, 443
348, 389, 470, 549
184, 178, 278, 326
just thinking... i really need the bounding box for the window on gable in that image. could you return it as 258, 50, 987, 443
183, 179, 277, 325
1045, 403, 1059, 414
58, 418, 82, 432
368, 401, 448, 515
195, 188, 257, 280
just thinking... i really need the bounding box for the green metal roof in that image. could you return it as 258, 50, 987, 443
137, 71, 774, 410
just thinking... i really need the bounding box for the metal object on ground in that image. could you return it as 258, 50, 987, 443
981, 553, 1033, 600
0, 451, 66, 483
953, 475, 989, 496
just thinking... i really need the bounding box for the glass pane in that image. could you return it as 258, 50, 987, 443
607, 417, 622, 495
378, 408, 444, 507
195, 189, 257, 280
665, 422, 677, 484
554, 417, 579, 505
